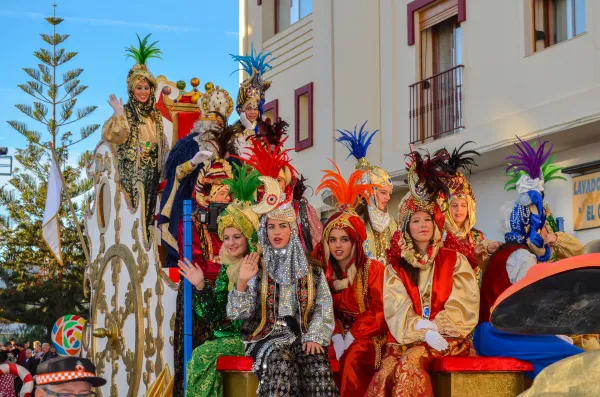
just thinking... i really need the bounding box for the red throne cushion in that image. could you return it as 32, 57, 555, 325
217, 356, 255, 371
216, 356, 341, 373
429, 356, 533, 372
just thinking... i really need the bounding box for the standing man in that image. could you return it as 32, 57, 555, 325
35, 357, 106, 397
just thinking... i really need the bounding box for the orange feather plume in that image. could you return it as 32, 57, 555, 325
235, 136, 297, 179
316, 159, 376, 209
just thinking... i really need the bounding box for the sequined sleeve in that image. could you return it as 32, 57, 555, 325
226, 275, 258, 321
302, 267, 335, 346
552, 232, 583, 260
432, 253, 480, 338
176, 160, 199, 181
194, 265, 229, 325
101, 113, 130, 144
383, 265, 428, 345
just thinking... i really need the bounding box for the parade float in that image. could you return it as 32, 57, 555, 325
81, 76, 212, 397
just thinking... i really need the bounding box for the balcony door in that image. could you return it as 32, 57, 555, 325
419, 15, 462, 141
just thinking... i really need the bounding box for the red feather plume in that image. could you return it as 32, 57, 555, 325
235, 136, 297, 179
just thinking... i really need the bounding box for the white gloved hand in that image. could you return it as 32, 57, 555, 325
191, 150, 213, 166
343, 332, 355, 351
239, 112, 254, 130
424, 330, 448, 351
415, 319, 439, 332
332, 334, 345, 361
108, 94, 124, 116
556, 335, 574, 345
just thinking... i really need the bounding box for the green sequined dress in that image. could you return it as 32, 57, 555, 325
185, 263, 245, 397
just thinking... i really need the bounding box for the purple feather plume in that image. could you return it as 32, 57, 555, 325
505, 137, 553, 180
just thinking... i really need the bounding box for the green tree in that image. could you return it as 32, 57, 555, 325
0, 5, 97, 338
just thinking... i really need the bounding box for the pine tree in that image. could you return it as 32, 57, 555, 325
0, 4, 97, 338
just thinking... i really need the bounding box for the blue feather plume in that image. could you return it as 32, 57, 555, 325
336, 121, 379, 160
230, 43, 274, 76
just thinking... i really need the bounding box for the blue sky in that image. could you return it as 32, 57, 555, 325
0, 0, 239, 181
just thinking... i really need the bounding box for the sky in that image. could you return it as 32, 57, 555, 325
0, 0, 240, 185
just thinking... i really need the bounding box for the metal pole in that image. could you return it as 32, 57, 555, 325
183, 199, 193, 395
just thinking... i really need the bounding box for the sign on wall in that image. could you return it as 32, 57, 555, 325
572, 171, 600, 231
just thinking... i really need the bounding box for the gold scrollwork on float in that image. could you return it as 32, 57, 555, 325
90, 244, 144, 397
169, 313, 176, 347
154, 258, 166, 375
131, 219, 149, 284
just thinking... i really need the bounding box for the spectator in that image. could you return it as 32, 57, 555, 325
48, 346, 59, 360
23, 349, 38, 375
33, 341, 42, 360
18, 341, 29, 365
40, 343, 51, 363
0, 350, 17, 397
35, 357, 106, 397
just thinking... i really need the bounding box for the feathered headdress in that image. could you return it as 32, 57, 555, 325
405, 149, 451, 204
316, 160, 376, 285
501, 137, 564, 262
125, 33, 161, 90
387, 151, 451, 270
293, 174, 309, 201
231, 44, 275, 114
218, 163, 261, 247
336, 121, 392, 190
237, 136, 296, 181
258, 117, 289, 147
316, 159, 375, 210
504, 138, 565, 191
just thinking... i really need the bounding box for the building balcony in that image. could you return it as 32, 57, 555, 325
409, 65, 464, 144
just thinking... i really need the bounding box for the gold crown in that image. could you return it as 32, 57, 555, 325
199, 82, 234, 122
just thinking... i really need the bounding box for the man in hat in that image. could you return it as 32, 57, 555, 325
35, 357, 106, 397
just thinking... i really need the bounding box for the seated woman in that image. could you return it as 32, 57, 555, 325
475, 138, 586, 377
366, 151, 480, 397
314, 161, 387, 396
439, 143, 497, 283
226, 145, 339, 397
177, 164, 261, 397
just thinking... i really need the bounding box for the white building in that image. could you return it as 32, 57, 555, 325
239, 0, 600, 244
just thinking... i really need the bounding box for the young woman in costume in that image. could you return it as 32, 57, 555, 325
439, 143, 498, 282
366, 151, 480, 397
257, 118, 323, 253
102, 34, 169, 235
314, 161, 387, 396
227, 140, 339, 397
177, 164, 261, 397
336, 122, 397, 263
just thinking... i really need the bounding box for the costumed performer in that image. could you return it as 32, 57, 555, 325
230, 45, 274, 155
258, 117, 323, 253
314, 160, 387, 396
177, 163, 262, 397
159, 84, 236, 267
336, 122, 397, 264
474, 138, 584, 378
438, 142, 492, 283
102, 34, 169, 236
366, 150, 480, 397
226, 140, 339, 397
172, 115, 239, 397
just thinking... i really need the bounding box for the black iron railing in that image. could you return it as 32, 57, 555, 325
409, 65, 464, 144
